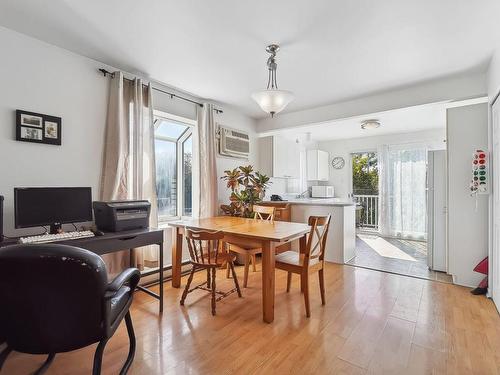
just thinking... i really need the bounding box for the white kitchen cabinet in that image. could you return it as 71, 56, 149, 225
307, 149, 329, 181
258, 136, 300, 178
286, 140, 301, 178
273, 137, 289, 177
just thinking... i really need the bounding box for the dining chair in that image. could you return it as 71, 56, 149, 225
0, 244, 140, 375
180, 229, 242, 315
226, 205, 275, 287
275, 215, 331, 317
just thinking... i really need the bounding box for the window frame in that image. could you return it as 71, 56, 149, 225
153, 110, 196, 222
180, 133, 193, 217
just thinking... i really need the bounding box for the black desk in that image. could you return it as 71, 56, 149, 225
0, 228, 165, 312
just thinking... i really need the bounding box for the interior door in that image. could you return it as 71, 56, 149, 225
492, 96, 500, 305
428, 150, 447, 272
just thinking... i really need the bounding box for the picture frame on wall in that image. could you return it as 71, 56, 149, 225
16, 110, 61, 145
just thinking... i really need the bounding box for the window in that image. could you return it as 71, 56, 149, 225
154, 111, 195, 221
182, 135, 193, 216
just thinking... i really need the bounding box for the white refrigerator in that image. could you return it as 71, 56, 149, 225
427, 150, 447, 272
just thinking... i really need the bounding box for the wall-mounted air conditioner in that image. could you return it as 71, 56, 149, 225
218, 125, 250, 159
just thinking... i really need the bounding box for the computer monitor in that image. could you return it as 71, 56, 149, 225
14, 187, 93, 233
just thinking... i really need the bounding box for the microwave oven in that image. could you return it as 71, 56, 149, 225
311, 186, 334, 198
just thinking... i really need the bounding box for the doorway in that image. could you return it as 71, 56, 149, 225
348, 149, 451, 282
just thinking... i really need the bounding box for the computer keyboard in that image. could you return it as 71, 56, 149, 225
19, 230, 95, 244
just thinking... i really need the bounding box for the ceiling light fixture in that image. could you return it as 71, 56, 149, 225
361, 119, 381, 130
251, 44, 294, 118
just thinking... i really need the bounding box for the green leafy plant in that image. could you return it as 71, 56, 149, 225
220, 165, 272, 217
220, 168, 241, 191
252, 172, 271, 196
352, 152, 378, 195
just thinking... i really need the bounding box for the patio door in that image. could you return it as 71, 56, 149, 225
351, 152, 379, 231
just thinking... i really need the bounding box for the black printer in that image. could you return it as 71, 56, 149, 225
93, 200, 151, 232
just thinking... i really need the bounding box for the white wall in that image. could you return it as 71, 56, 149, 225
0, 27, 109, 236
317, 129, 446, 198
215, 109, 259, 208
447, 103, 489, 287
153, 89, 198, 121
488, 50, 500, 101
0, 27, 258, 268
257, 72, 487, 133
264, 178, 301, 199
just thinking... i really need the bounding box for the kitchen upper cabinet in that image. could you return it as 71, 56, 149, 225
307, 149, 329, 181
258, 136, 300, 178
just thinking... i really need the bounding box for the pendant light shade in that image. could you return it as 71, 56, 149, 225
252, 44, 294, 117
251, 89, 294, 117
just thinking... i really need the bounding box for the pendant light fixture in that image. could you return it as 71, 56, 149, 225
251, 44, 294, 117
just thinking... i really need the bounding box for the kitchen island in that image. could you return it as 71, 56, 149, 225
262, 198, 356, 264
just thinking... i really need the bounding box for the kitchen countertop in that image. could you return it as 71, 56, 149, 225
263, 198, 356, 207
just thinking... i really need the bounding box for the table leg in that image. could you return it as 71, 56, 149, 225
172, 227, 183, 288
261, 240, 276, 323
159, 242, 164, 313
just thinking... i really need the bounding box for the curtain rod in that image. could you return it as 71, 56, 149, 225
98, 68, 223, 114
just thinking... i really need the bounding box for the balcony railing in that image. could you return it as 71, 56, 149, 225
354, 194, 379, 230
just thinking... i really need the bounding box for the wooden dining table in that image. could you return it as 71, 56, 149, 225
168, 216, 311, 323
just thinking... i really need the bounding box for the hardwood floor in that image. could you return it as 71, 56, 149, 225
3, 262, 500, 374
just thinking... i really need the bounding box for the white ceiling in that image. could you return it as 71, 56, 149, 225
262, 102, 448, 142
0, 1, 499, 118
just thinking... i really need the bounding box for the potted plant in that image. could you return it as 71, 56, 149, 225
220, 165, 271, 217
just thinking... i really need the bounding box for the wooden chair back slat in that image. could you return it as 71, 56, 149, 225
305, 215, 331, 261
186, 229, 225, 266
253, 205, 275, 221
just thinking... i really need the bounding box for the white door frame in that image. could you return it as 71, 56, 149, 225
490, 90, 500, 308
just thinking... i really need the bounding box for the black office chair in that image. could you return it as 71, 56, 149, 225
0, 244, 141, 375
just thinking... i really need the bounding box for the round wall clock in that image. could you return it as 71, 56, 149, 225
331, 156, 345, 170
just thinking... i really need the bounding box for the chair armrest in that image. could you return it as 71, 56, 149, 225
105, 268, 141, 298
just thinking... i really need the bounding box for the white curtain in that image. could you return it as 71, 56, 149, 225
193, 103, 218, 218
378, 143, 427, 240
100, 71, 159, 272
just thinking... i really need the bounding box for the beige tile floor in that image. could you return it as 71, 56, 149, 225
347, 233, 453, 283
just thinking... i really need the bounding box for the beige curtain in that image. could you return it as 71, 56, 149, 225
100, 71, 159, 273
194, 103, 218, 218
